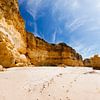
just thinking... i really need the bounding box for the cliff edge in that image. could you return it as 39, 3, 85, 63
0, 0, 29, 67
0, 0, 83, 67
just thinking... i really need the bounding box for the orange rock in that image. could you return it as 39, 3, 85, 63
0, 0, 29, 67
84, 55, 100, 69
27, 32, 83, 66
0, 0, 84, 67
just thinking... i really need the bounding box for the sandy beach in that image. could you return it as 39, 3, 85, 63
0, 67, 100, 100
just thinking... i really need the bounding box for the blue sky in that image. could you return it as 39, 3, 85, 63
18, 0, 100, 58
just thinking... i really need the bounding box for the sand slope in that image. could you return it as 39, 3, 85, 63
0, 67, 100, 100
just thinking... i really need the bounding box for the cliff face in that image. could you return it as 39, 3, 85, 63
84, 55, 100, 69
0, 0, 83, 67
27, 32, 83, 66
0, 0, 29, 67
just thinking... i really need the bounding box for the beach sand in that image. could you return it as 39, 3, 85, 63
0, 66, 100, 100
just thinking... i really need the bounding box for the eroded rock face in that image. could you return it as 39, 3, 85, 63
84, 59, 92, 67
0, 0, 83, 67
0, 0, 29, 67
27, 32, 83, 66
84, 55, 100, 69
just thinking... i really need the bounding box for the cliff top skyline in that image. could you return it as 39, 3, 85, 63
18, 0, 100, 58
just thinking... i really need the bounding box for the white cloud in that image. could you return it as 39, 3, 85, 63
71, 0, 80, 9
70, 39, 99, 58
52, 31, 57, 43
26, 0, 42, 19
65, 16, 87, 33
85, 26, 100, 32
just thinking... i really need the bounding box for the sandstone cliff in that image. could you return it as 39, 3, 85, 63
27, 32, 83, 66
0, 0, 29, 67
0, 0, 83, 67
84, 55, 100, 69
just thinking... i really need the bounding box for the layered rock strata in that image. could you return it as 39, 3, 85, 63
0, 0, 29, 67
27, 33, 83, 66
0, 0, 84, 67
84, 55, 100, 69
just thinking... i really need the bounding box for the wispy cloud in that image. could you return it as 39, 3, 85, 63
26, 0, 43, 19
52, 30, 57, 43
69, 39, 98, 58
65, 17, 87, 33
18, 0, 25, 5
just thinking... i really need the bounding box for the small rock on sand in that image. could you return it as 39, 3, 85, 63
0, 65, 4, 71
